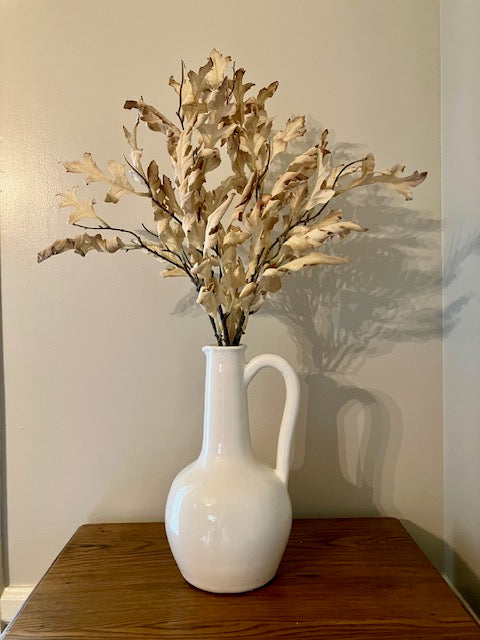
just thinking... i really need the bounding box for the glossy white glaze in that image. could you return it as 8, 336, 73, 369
165, 345, 300, 593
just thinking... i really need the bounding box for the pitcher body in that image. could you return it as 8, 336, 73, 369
165, 345, 300, 593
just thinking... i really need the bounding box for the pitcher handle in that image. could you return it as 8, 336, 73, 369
244, 354, 300, 485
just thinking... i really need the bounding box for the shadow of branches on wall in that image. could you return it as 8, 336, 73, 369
256, 130, 477, 529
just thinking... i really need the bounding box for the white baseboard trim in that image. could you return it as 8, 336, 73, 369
1, 585, 35, 623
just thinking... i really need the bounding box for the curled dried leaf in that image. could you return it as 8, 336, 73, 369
124, 98, 180, 138
223, 226, 250, 247
196, 282, 218, 317
279, 252, 349, 272
160, 267, 187, 278
337, 153, 427, 200
239, 282, 256, 299
305, 149, 336, 210
191, 258, 216, 283
203, 192, 235, 256
38, 233, 132, 263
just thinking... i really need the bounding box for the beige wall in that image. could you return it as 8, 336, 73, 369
0, 0, 442, 587
442, 0, 480, 614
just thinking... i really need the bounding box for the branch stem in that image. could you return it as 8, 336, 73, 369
72, 223, 184, 272
232, 310, 246, 345
218, 306, 231, 346
209, 315, 222, 346
176, 60, 185, 130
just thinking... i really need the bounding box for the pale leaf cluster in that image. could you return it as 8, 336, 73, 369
38, 50, 427, 345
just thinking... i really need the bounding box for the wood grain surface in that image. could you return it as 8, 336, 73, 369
2, 518, 479, 639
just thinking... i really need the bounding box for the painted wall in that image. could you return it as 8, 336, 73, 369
442, 0, 480, 614
0, 0, 442, 588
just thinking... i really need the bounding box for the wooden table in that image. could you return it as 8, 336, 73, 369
2, 518, 480, 639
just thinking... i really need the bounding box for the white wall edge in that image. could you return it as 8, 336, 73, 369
1, 585, 35, 623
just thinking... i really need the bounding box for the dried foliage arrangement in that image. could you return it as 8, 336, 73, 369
38, 50, 426, 346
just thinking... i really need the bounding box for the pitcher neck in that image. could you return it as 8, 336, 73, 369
199, 345, 253, 462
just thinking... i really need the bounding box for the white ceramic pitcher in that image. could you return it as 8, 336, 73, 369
165, 345, 300, 593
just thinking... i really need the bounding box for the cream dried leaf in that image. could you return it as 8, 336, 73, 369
271, 115, 306, 159
182, 215, 206, 252
124, 98, 181, 138
231, 68, 255, 114
105, 160, 137, 203
264, 146, 319, 220
290, 145, 319, 172
58, 187, 99, 224
257, 268, 283, 293
123, 123, 137, 149
155, 217, 170, 237
196, 282, 218, 317
279, 252, 349, 272
64, 153, 105, 183
146, 160, 161, 193
231, 172, 257, 222
223, 226, 250, 247
162, 176, 184, 219
220, 255, 246, 298
239, 282, 257, 299
209, 175, 247, 213
305, 149, 336, 210
123, 121, 143, 171
338, 153, 427, 200
288, 183, 309, 223
282, 234, 313, 256
189, 58, 214, 94
282, 211, 365, 257
254, 81, 279, 110
205, 49, 232, 89
374, 166, 427, 200
64, 153, 138, 204
203, 192, 235, 256
191, 258, 217, 283
160, 267, 186, 278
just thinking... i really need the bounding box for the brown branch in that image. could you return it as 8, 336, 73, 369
247, 247, 265, 284
232, 310, 246, 345
332, 158, 365, 188
227, 60, 237, 102
255, 141, 271, 200
176, 60, 186, 130
72, 222, 185, 272
209, 315, 223, 346
140, 225, 187, 268
301, 201, 331, 226
141, 223, 158, 238
218, 306, 231, 346
182, 249, 194, 270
